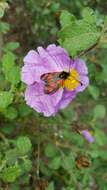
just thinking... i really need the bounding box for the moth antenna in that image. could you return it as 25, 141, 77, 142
68, 58, 75, 73
69, 59, 83, 85
68, 60, 71, 73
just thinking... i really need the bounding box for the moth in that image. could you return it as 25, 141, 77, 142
40, 71, 82, 94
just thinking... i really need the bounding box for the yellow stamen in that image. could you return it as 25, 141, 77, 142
62, 69, 80, 90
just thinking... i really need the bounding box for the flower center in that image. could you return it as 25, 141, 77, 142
62, 69, 80, 90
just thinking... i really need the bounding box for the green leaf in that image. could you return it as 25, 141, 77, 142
101, 64, 107, 82
10, 184, 20, 190
60, 10, 75, 28
5, 149, 18, 165
0, 91, 13, 109
21, 159, 32, 172
2, 52, 20, 85
48, 156, 61, 170
0, 2, 9, 18
2, 52, 16, 73
20, 175, 30, 185
90, 149, 107, 159
0, 7, 4, 18
93, 104, 106, 119
99, 34, 107, 49
40, 161, 53, 177
4, 42, 20, 51
61, 154, 74, 170
1, 164, 21, 182
0, 159, 7, 172
61, 129, 72, 141
63, 187, 75, 190
44, 144, 58, 158
88, 85, 100, 100
0, 22, 10, 34
0, 123, 15, 135
5, 65, 20, 85
59, 23, 100, 57
82, 7, 96, 24
50, 3, 60, 12
45, 182, 54, 190
94, 129, 107, 146
58, 9, 100, 57
18, 103, 32, 117
88, 150, 100, 158
104, 16, 107, 29
3, 106, 18, 120
98, 151, 107, 159
16, 136, 32, 155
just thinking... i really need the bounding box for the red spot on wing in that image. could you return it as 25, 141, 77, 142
40, 72, 64, 94
44, 80, 62, 94
41, 73, 51, 81
41, 72, 59, 82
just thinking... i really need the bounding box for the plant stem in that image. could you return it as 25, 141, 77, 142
77, 42, 99, 58
37, 141, 40, 180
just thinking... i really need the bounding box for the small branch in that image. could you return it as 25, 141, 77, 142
76, 41, 99, 58
0, 132, 8, 144
59, 149, 77, 186
36, 141, 40, 179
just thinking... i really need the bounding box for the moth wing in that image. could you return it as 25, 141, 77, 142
40, 72, 63, 94
44, 80, 62, 94
40, 72, 59, 82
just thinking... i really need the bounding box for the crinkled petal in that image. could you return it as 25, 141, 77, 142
46, 44, 69, 56
22, 50, 65, 85
57, 89, 77, 109
21, 63, 40, 85
23, 50, 40, 64
37, 44, 71, 71
76, 75, 89, 92
22, 45, 72, 85
21, 61, 57, 85
72, 58, 88, 75
25, 83, 63, 117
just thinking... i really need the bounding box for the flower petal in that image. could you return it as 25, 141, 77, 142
46, 44, 69, 56
76, 75, 89, 92
22, 45, 77, 86
25, 83, 63, 117
81, 130, 94, 143
57, 89, 77, 109
21, 63, 39, 85
22, 48, 65, 85
72, 59, 88, 75
37, 44, 70, 72
23, 50, 40, 64
21, 62, 55, 85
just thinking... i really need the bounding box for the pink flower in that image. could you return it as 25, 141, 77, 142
81, 130, 94, 143
21, 44, 89, 117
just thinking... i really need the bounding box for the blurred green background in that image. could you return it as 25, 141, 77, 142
0, 0, 107, 189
